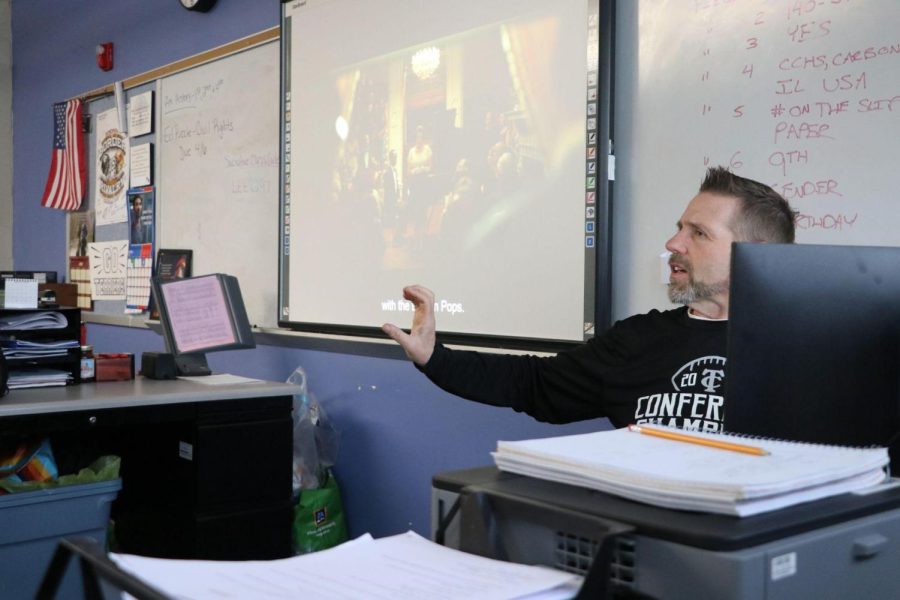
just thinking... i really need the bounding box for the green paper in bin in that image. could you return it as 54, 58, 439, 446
0, 455, 121, 495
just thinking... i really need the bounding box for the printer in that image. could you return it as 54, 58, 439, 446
432, 466, 900, 599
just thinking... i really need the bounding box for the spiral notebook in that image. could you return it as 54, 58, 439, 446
492, 425, 891, 517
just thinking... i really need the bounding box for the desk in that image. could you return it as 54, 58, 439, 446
0, 378, 298, 560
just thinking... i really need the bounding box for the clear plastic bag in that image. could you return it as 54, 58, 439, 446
287, 366, 340, 493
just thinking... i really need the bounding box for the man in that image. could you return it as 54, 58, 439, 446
381, 167, 796, 433
403, 125, 434, 239
382, 149, 401, 231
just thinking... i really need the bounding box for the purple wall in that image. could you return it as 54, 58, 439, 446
10, 0, 606, 540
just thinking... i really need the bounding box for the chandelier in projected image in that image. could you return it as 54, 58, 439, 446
411, 46, 441, 80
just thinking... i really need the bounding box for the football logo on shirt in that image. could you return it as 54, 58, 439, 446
671, 356, 726, 393
634, 355, 727, 432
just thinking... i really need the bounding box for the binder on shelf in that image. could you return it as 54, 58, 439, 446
492, 425, 890, 517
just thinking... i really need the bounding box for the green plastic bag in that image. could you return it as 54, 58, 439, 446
293, 469, 348, 554
0, 454, 120, 494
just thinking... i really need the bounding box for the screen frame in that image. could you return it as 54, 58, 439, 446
725, 242, 900, 470
276, 0, 615, 352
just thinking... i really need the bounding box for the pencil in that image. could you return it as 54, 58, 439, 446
627, 424, 770, 456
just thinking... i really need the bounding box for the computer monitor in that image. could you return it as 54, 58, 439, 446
152, 273, 255, 376
726, 243, 900, 473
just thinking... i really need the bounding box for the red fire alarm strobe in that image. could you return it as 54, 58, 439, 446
96, 42, 113, 71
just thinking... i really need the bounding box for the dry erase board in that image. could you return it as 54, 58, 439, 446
157, 41, 279, 329
626, 0, 900, 246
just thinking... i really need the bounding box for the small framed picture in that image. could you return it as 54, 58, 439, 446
149, 249, 192, 319
155, 249, 192, 280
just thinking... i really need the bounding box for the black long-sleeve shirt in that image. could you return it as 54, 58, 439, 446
421, 307, 729, 432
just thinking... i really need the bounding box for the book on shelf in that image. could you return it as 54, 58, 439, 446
492, 425, 891, 517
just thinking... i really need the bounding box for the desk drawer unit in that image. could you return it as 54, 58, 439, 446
112, 396, 294, 560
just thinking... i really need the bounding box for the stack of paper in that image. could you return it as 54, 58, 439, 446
1, 339, 79, 359
493, 426, 890, 517
112, 531, 581, 600
7, 368, 71, 389
0, 311, 68, 330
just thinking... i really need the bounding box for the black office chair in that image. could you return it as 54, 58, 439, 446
36, 536, 171, 600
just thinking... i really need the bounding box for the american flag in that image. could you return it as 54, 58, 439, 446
40, 99, 86, 211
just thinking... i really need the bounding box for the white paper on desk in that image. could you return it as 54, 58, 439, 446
111, 531, 581, 600
493, 426, 890, 517
7, 368, 70, 389
178, 374, 262, 385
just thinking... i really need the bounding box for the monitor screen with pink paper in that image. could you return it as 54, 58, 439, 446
153, 273, 255, 375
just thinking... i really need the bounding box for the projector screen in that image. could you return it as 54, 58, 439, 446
279, 0, 612, 349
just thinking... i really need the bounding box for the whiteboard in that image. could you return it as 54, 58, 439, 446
636, 0, 899, 243
616, 0, 900, 316
158, 41, 279, 328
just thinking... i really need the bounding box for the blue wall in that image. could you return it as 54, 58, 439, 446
10, 0, 607, 539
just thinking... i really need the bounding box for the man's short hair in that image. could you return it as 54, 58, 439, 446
700, 166, 796, 243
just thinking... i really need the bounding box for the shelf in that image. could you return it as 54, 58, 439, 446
0, 307, 82, 386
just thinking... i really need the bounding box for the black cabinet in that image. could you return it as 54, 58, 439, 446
43, 392, 295, 560
0, 307, 82, 385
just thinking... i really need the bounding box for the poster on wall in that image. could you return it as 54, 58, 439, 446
127, 187, 155, 246
125, 187, 155, 313
125, 244, 153, 314
148, 248, 192, 320
69, 255, 93, 311
94, 107, 129, 226
130, 143, 152, 187
128, 90, 153, 137
88, 240, 128, 300
67, 211, 94, 259
67, 211, 94, 300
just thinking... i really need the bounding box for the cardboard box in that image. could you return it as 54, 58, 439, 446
95, 353, 135, 381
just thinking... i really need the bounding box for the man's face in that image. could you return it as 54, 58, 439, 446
664, 192, 741, 307
133, 198, 142, 215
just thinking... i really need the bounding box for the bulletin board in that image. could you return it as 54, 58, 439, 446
78, 28, 280, 328
626, 0, 900, 246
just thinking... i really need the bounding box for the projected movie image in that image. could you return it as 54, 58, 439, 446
282, 0, 599, 344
